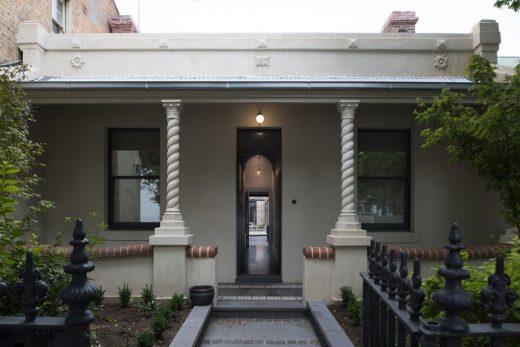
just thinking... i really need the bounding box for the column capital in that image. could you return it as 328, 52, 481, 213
337, 100, 360, 120
162, 99, 183, 118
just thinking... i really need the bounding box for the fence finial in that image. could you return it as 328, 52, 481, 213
397, 252, 410, 310
374, 242, 381, 285
409, 258, 425, 322
381, 244, 389, 292
12, 251, 48, 322
60, 219, 97, 344
368, 240, 376, 279
0, 279, 6, 303
433, 223, 473, 333
388, 249, 398, 299
481, 255, 518, 329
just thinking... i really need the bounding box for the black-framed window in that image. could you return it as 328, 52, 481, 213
108, 129, 160, 229
357, 129, 410, 231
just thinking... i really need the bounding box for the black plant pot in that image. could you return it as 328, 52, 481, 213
189, 285, 214, 306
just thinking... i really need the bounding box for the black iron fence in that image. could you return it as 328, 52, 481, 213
362, 223, 520, 347
0, 219, 97, 347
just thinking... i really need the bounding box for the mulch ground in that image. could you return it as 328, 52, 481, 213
91, 301, 359, 346
328, 304, 363, 347
91, 300, 191, 347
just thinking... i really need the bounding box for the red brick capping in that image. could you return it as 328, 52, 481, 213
186, 246, 218, 258
303, 246, 335, 259
88, 244, 153, 258
391, 244, 511, 260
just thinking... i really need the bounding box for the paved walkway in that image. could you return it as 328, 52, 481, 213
200, 284, 321, 346
201, 316, 321, 346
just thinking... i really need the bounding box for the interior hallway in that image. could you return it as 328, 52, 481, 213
242, 235, 279, 275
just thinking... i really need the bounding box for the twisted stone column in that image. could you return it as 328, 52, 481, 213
326, 100, 371, 303
338, 102, 358, 219
327, 100, 370, 240
164, 101, 182, 215
150, 99, 192, 244
149, 100, 192, 298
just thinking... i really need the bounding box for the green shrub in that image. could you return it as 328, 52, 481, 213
137, 330, 155, 347
170, 292, 184, 312
157, 304, 173, 322
93, 286, 106, 307
118, 283, 132, 308
340, 286, 356, 310
347, 300, 363, 326
152, 312, 170, 339
421, 237, 520, 347
141, 284, 156, 311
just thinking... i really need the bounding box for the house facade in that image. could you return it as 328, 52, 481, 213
13, 14, 506, 298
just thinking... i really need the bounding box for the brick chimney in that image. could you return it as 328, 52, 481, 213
109, 15, 138, 33
381, 11, 418, 33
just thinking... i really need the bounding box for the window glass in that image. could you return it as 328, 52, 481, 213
357, 130, 410, 231
113, 179, 160, 223
52, 0, 65, 33
109, 129, 160, 228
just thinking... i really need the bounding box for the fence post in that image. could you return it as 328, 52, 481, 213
481, 255, 518, 347
481, 255, 517, 329
59, 219, 98, 347
432, 223, 473, 334
0, 279, 6, 302
12, 252, 48, 323
397, 252, 409, 347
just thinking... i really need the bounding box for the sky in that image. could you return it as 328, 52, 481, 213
114, 0, 519, 56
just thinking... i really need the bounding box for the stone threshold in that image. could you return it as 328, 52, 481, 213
219, 284, 302, 289
218, 296, 303, 301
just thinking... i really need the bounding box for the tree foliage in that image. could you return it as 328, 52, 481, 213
0, 65, 53, 228
422, 237, 520, 347
415, 55, 520, 231
495, 0, 520, 11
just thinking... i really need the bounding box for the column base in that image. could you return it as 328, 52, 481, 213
327, 219, 371, 299
153, 245, 187, 297
150, 212, 193, 246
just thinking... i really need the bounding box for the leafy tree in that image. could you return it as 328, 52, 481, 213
415, 55, 520, 231
0, 65, 53, 228
494, 0, 520, 11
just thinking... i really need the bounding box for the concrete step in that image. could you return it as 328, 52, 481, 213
218, 283, 303, 300
214, 300, 306, 311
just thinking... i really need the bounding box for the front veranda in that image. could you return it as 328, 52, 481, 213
29, 99, 504, 302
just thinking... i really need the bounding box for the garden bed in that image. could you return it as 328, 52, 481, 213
91, 299, 192, 347
328, 304, 363, 347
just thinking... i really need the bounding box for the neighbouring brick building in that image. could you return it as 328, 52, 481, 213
0, 0, 119, 64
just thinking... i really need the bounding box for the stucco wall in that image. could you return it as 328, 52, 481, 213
30, 102, 505, 283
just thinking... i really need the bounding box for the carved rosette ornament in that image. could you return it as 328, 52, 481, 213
164, 101, 183, 214
70, 54, 85, 69
337, 102, 358, 217
255, 56, 270, 67
433, 55, 449, 70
